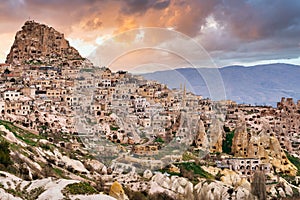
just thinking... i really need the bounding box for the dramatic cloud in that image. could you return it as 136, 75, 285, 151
121, 0, 171, 14
0, 0, 300, 67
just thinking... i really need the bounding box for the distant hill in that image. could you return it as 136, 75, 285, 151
143, 63, 300, 106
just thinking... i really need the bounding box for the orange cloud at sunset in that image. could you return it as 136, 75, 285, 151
0, 0, 300, 68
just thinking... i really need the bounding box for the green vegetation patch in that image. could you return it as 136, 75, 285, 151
110, 125, 119, 131
154, 137, 164, 143
0, 120, 45, 146
158, 162, 215, 185
177, 162, 214, 180
285, 151, 300, 176
222, 130, 234, 155
182, 151, 196, 161
63, 182, 98, 195
3, 185, 45, 200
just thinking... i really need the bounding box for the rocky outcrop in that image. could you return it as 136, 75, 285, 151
0, 171, 114, 200
194, 180, 254, 200
143, 169, 153, 180
149, 172, 194, 200
201, 166, 251, 191
268, 176, 300, 199
109, 181, 129, 200
231, 119, 249, 157
194, 120, 209, 151
149, 172, 254, 200
231, 120, 298, 176
6, 20, 90, 67
208, 119, 224, 153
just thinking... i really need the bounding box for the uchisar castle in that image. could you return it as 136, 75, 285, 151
0, 20, 299, 200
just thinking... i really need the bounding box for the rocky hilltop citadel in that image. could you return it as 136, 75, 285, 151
6, 20, 91, 67
0, 21, 299, 200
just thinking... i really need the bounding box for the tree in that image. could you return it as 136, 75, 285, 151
251, 171, 266, 200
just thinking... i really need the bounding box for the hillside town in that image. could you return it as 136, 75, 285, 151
0, 20, 299, 200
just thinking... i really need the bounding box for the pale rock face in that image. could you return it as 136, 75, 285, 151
232, 120, 249, 157
61, 156, 89, 174
194, 180, 254, 200
283, 182, 293, 197
278, 187, 286, 197
220, 169, 251, 191
150, 173, 193, 199
102, 166, 108, 175
150, 172, 254, 200
195, 120, 209, 150
194, 181, 231, 200
208, 119, 224, 153
235, 187, 253, 200
143, 169, 153, 179
86, 159, 105, 173
269, 186, 278, 198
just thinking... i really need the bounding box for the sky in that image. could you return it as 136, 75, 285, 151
1, 0, 300, 71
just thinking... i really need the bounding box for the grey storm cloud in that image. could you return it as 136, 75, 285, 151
120, 0, 171, 14
213, 0, 300, 40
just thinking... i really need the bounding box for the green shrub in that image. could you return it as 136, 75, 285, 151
63, 182, 98, 195
177, 162, 214, 184
154, 137, 164, 143
110, 125, 119, 131
222, 131, 234, 154
182, 152, 195, 161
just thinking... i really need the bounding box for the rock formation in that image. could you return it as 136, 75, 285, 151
109, 181, 129, 200
149, 172, 255, 200
149, 172, 194, 200
208, 118, 224, 153
231, 119, 249, 157
194, 120, 209, 150
251, 171, 266, 200
231, 119, 298, 176
6, 20, 90, 67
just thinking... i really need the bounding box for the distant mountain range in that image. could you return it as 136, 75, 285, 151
143, 63, 300, 106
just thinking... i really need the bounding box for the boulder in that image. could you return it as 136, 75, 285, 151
109, 181, 128, 200
143, 169, 153, 180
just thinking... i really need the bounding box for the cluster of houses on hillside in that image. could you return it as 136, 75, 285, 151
1, 62, 299, 178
